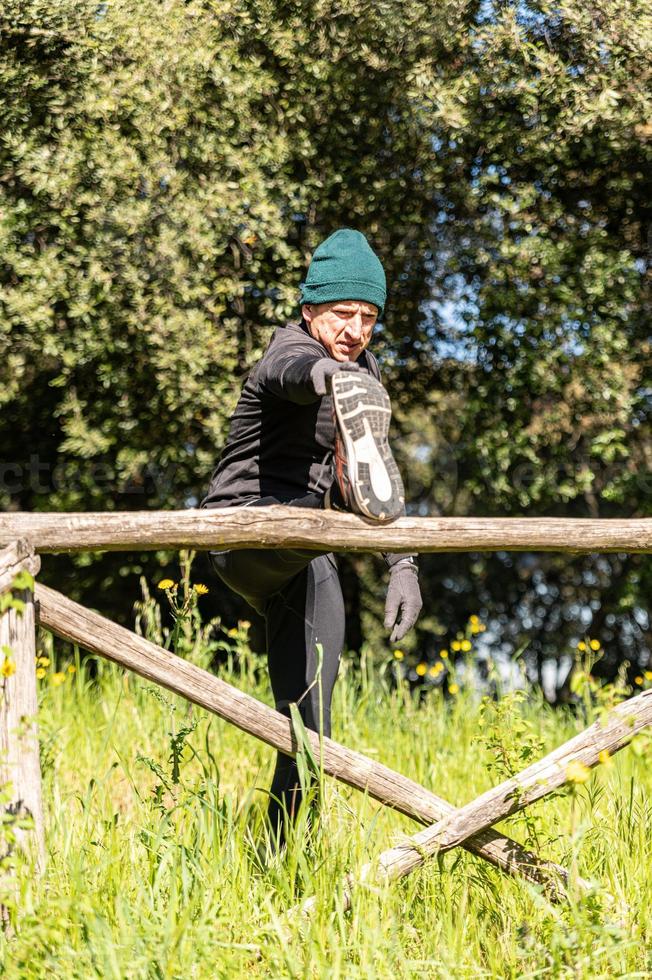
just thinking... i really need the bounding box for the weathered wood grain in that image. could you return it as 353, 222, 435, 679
0, 538, 41, 594
3, 509, 652, 554
0, 541, 46, 901
35, 581, 580, 894
304, 688, 652, 914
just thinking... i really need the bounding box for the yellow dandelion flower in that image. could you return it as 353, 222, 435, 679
158, 579, 175, 591
415, 663, 427, 676
193, 583, 209, 595
429, 663, 443, 676
1, 659, 16, 678
451, 641, 462, 652
37, 656, 50, 667
36, 667, 46, 680
439, 649, 449, 659
566, 760, 591, 784
469, 614, 479, 624
239, 620, 251, 629
645, 671, 652, 682
227, 628, 239, 637
634, 676, 644, 686
577, 640, 586, 651
393, 650, 404, 661
448, 683, 459, 695
67, 664, 76, 674
460, 639, 472, 652
598, 749, 612, 767
51, 671, 66, 686
589, 639, 601, 651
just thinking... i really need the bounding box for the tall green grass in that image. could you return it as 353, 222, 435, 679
1, 611, 651, 978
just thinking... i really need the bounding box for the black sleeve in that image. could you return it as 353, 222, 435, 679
381, 508, 418, 570
364, 350, 382, 382
257, 346, 324, 405
258, 337, 382, 405
384, 551, 419, 569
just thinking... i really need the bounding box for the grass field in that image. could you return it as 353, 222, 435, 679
1, 588, 651, 979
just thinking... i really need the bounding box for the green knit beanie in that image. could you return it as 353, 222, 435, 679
299, 228, 386, 317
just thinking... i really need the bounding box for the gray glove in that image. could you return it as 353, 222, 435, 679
384, 558, 423, 643
310, 358, 360, 396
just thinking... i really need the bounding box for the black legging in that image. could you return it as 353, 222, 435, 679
207, 496, 344, 843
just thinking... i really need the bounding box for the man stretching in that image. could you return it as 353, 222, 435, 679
201, 228, 422, 844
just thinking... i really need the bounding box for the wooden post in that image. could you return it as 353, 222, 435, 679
0, 539, 45, 928
34, 581, 584, 897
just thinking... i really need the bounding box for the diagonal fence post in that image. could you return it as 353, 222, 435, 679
33, 581, 584, 897
299, 688, 652, 915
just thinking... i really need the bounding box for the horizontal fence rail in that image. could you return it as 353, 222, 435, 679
2, 509, 652, 554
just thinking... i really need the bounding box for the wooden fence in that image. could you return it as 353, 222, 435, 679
1, 509, 651, 925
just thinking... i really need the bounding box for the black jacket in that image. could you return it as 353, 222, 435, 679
201, 319, 381, 508
200, 319, 414, 568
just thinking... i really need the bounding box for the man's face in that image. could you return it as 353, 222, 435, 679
302, 300, 378, 362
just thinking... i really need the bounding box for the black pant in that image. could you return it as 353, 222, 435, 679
208, 496, 344, 842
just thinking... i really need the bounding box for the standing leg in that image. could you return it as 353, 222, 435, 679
263, 553, 345, 845
208, 546, 345, 844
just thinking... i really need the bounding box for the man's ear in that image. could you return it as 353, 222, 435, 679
301, 303, 313, 324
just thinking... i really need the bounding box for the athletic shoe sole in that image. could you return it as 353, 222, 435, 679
330, 372, 405, 522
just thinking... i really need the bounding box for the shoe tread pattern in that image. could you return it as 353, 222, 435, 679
331, 372, 404, 522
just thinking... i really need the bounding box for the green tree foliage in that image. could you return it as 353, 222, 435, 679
387, 0, 651, 681
413, 0, 651, 514
1, 0, 299, 512
1, 0, 649, 676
